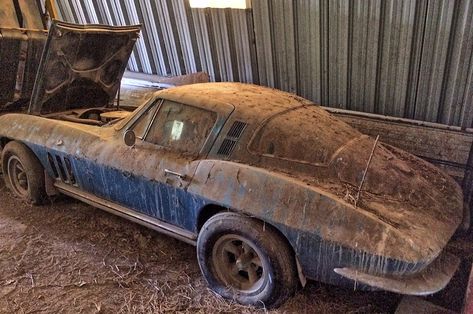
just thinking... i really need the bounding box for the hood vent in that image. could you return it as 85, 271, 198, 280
217, 121, 247, 158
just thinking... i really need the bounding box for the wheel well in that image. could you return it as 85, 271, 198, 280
197, 204, 227, 231
196, 205, 306, 285
0, 137, 11, 151
0, 137, 12, 170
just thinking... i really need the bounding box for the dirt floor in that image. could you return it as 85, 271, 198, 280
0, 176, 470, 314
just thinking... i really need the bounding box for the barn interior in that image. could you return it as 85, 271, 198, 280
1, 0, 473, 313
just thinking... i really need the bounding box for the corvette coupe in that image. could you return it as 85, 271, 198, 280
0, 21, 464, 308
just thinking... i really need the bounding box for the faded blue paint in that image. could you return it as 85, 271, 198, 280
0, 82, 462, 296
24, 141, 406, 285
10, 140, 455, 293
27, 142, 207, 231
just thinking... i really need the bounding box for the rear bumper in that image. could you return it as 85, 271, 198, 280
334, 251, 460, 295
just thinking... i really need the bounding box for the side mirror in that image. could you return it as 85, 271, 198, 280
123, 129, 136, 147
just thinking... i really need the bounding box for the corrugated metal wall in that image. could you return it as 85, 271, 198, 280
55, 0, 257, 83
55, 0, 473, 128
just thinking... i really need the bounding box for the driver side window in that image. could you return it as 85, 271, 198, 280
134, 99, 217, 155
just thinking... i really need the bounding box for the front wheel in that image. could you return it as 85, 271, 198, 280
2, 141, 46, 204
197, 212, 298, 308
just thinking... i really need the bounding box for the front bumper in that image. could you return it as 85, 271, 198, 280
333, 251, 460, 295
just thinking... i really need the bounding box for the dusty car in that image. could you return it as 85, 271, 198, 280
0, 21, 465, 308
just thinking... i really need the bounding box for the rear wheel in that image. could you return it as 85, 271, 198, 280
197, 212, 298, 308
2, 141, 46, 204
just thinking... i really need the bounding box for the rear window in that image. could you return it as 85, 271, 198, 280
249, 106, 359, 165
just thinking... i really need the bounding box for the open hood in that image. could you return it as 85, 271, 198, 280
29, 20, 140, 115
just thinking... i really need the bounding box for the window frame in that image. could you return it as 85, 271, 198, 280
247, 105, 352, 167
130, 98, 163, 140
127, 98, 219, 156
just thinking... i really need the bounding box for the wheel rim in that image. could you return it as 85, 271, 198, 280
212, 234, 266, 293
7, 156, 29, 197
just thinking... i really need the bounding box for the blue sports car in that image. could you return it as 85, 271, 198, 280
0, 21, 464, 308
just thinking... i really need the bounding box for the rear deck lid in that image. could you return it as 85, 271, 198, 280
29, 20, 140, 115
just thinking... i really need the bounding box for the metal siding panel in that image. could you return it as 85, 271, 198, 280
172, 0, 198, 74
441, 0, 473, 128
83, 0, 99, 23
327, 0, 349, 109
61, 0, 78, 23
245, 9, 259, 84
191, 9, 215, 80
211, 9, 232, 82
376, 0, 416, 117
349, 0, 382, 113
295, 0, 322, 103
204, 8, 222, 81
47, 0, 473, 127
225, 9, 239, 82
252, 0, 275, 87
69, 0, 85, 23
232, 11, 246, 82
120, 0, 148, 74
156, 0, 184, 75
403, 0, 427, 119
392, 0, 416, 117
55, 1, 65, 21
163, 0, 187, 75
414, 0, 455, 123
272, 0, 297, 93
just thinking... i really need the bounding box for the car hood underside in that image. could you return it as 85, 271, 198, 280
28, 20, 140, 115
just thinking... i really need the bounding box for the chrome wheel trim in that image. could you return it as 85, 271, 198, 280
212, 234, 266, 293
7, 156, 29, 198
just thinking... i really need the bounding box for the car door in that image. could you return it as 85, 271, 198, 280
104, 98, 234, 230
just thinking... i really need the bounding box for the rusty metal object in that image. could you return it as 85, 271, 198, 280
15, 0, 45, 29
0, 81, 464, 296
0, 1, 47, 111
0, 28, 47, 111
0, 0, 43, 29
0, 1, 20, 28
0, 24, 465, 296
28, 20, 141, 115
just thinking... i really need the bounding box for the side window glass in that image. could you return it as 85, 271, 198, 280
132, 102, 159, 139
145, 100, 217, 154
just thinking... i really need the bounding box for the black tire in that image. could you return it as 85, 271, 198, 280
2, 141, 46, 204
197, 212, 298, 308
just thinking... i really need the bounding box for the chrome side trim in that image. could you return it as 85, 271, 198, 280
55, 182, 197, 245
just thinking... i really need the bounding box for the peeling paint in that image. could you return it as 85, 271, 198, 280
0, 82, 464, 295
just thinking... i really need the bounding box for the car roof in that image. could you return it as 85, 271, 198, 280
156, 82, 314, 123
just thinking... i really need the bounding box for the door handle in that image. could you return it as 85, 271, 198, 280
123, 171, 132, 178
164, 169, 187, 180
